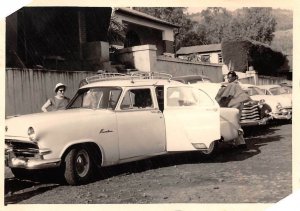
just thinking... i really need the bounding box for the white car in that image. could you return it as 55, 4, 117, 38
5, 73, 241, 185
241, 84, 292, 120
259, 84, 292, 100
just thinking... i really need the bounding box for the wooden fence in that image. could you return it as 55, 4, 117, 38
5, 68, 95, 116
5, 68, 292, 116
239, 75, 291, 86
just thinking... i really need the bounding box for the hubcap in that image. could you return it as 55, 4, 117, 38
75, 150, 90, 177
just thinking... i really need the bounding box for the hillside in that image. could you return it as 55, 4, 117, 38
271, 9, 293, 31
271, 29, 293, 69
188, 8, 293, 31
271, 29, 293, 54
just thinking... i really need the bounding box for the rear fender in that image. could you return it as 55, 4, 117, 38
220, 108, 240, 141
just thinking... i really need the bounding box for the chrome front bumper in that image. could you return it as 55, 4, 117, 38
5, 146, 61, 169
272, 111, 292, 120
241, 116, 272, 127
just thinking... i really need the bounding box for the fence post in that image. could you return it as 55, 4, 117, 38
246, 70, 258, 85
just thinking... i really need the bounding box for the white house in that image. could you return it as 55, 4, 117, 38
176, 44, 222, 64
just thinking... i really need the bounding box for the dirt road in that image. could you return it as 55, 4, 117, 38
5, 123, 292, 204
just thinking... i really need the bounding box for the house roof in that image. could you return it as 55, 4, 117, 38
114, 7, 179, 28
176, 44, 222, 55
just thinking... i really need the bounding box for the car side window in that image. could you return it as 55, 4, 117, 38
82, 89, 103, 109
120, 88, 153, 110
108, 89, 122, 109
167, 87, 214, 107
155, 86, 164, 112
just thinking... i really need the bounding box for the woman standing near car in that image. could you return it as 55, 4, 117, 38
41, 83, 70, 112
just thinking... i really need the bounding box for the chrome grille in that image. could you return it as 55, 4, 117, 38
5, 139, 39, 157
241, 102, 261, 122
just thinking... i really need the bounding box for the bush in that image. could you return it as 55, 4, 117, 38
221, 39, 288, 76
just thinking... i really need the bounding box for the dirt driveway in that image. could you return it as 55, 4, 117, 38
4, 123, 292, 205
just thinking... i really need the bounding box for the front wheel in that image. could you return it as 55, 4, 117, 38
64, 147, 94, 185
201, 141, 219, 157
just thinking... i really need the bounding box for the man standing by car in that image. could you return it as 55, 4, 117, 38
215, 71, 251, 148
216, 71, 251, 117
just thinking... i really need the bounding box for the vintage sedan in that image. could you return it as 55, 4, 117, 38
5, 73, 242, 185
172, 75, 271, 127
241, 84, 292, 121
259, 84, 292, 98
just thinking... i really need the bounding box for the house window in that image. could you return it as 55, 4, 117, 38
218, 53, 223, 63
200, 54, 210, 63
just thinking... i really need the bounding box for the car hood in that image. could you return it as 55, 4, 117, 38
277, 93, 292, 99
5, 109, 113, 139
250, 95, 292, 109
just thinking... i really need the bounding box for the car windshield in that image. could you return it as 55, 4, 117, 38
269, 86, 292, 95
67, 87, 122, 110
187, 78, 212, 84
246, 87, 265, 96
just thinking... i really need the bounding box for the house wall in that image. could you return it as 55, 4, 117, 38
117, 45, 157, 72
177, 51, 222, 64
155, 56, 223, 82
124, 23, 164, 55
115, 10, 175, 54
5, 68, 95, 116
117, 45, 223, 82
6, 7, 112, 71
209, 53, 220, 63
115, 12, 175, 42
82, 41, 110, 70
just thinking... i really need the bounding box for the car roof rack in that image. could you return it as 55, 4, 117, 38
85, 73, 129, 83
84, 71, 173, 84
130, 72, 173, 80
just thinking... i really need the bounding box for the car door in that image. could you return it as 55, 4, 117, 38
163, 85, 221, 151
116, 87, 166, 160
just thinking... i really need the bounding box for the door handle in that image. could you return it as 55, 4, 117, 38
205, 108, 218, 112
151, 110, 162, 114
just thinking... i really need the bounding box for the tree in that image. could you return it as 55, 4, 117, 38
221, 40, 287, 75
199, 7, 232, 44
225, 8, 276, 45
133, 7, 203, 50
107, 13, 126, 45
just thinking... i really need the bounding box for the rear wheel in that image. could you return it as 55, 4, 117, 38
64, 147, 95, 185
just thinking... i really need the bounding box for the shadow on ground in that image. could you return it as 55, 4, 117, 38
4, 122, 289, 204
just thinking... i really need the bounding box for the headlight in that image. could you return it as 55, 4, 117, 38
28, 127, 37, 141
276, 103, 283, 110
